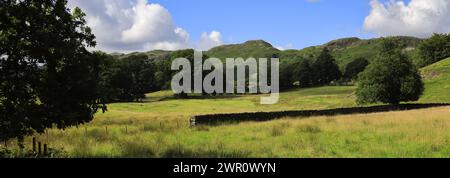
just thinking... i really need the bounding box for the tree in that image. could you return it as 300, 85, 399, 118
95, 52, 120, 103
127, 55, 155, 101
293, 59, 313, 87
279, 62, 296, 90
0, 0, 104, 144
105, 54, 155, 102
418, 33, 450, 67
153, 59, 173, 90
344, 57, 369, 80
312, 48, 342, 85
356, 39, 424, 105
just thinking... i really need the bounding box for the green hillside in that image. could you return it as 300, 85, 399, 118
330, 36, 421, 67
205, 40, 280, 60
205, 36, 422, 68
420, 57, 450, 103
111, 36, 422, 69
282, 36, 422, 68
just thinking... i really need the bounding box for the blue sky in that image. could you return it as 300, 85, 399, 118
68, 0, 449, 52
149, 0, 374, 49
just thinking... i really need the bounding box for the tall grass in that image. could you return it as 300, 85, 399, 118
4, 106, 448, 158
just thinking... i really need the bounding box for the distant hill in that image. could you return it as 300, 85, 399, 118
330, 36, 422, 68
284, 36, 423, 68
205, 36, 422, 68
111, 36, 423, 68
206, 40, 280, 60
420, 57, 450, 103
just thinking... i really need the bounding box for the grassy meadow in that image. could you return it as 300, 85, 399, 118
3, 58, 450, 158
420, 57, 450, 103
16, 104, 450, 158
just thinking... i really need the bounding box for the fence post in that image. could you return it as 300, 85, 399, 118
105, 126, 108, 136
45, 130, 49, 143
38, 142, 42, 155
190, 117, 196, 127
85, 127, 87, 136
125, 126, 128, 134
32, 137, 36, 152
44, 144, 48, 156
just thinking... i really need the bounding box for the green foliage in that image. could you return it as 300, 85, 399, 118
0, 0, 104, 142
356, 38, 424, 105
312, 48, 342, 85
279, 51, 342, 90
171, 49, 196, 60
344, 57, 369, 80
284, 36, 422, 69
99, 54, 156, 102
418, 33, 450, 67
293, 59, 313, 87
279, 61, 296, 90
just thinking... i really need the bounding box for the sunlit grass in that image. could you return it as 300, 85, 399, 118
8, 104, 449, 158
420, 57, 450, 103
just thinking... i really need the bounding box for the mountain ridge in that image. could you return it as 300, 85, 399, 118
112, 36, 423, 68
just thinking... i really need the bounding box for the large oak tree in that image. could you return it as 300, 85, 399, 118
0, 0, 105, 144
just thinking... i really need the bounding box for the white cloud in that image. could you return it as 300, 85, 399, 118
275, 43, 294, 51
364, 0, 450, 38
197, 31, 223, 51
68, 0, 222, 53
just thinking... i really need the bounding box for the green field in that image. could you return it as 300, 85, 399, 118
20, 105, 447, 158
4, 58, 450, 158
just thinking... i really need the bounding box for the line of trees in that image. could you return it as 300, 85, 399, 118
95, 49, 211, 101
98, 47, 348, 98
96, 53, 157, 102
417, 33, 450, 67
280, 48, 345, 90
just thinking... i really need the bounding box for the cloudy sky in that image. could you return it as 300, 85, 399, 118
67, 0, 450, 53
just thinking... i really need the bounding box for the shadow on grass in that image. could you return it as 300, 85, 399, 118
191, 103, 450, 126
105, 94, 243, 104
167, 94, 244, 101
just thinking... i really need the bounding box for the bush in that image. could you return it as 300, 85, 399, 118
356, 38, 424, 105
